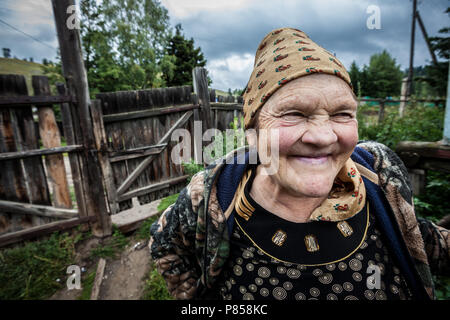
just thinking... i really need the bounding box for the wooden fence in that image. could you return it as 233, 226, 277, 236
95, 86, 197, 213
93, 70, 246, 215
0, 67, 247, 245
0, 74, 97, 246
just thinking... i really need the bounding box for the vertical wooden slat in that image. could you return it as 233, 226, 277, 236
193, 67, 212, 132
33, 76, 72, 209
91, 99, 119, 215
57, 83, 87, 222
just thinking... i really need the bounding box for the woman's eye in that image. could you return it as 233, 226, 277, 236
282, 112, 306, 119
333, 113, 353, 119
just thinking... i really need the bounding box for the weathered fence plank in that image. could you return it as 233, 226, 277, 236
0, 145, 83, 161
0, 200, 78, 219
0, 216, 95, 247
57, 83, 87, 220
33, 76, 72, 209
193, 67, 212, 131
91, 99, 120, 216
0, 95, 74, 107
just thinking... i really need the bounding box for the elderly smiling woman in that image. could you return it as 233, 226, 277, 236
149, 28, 449, 300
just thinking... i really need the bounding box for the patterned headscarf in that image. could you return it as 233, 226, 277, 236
243, 27, 352, 129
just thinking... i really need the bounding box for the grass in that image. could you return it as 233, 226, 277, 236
0, 57, 45, 92
0, 230, 85, 300
77, 269, 96, 300
141, 264, 174, 300
90, 226, 129, 259
157, 193, 179, 212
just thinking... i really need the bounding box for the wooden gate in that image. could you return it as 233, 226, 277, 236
93, 86, 198, 214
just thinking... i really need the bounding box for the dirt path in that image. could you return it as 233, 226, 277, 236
98, 240, 150, 300
50, 237, 151, 300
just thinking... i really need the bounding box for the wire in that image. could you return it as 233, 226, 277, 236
0, 18, 57, 50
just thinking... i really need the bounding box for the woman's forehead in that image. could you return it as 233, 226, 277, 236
264, 75, 357, 110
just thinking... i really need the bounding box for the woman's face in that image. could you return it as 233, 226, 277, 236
252, 73, 358, 199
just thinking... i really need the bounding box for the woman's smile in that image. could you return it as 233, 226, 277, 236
291, 154, 331, 165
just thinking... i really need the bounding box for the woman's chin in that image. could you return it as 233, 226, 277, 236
286, 180, 334, 198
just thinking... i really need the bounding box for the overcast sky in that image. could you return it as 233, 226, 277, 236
0, 0, 448, 91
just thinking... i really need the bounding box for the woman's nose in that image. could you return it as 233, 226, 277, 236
300, 121, 338, 147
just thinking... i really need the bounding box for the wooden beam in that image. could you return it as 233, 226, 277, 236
0, 95, 74, 107
396, 141, 450, 160
102, 104, 199, 123
109, 144, 167, 156
0, 145, 83, 161
0, 199, 78, 219
111, 198, 162, 233
52, 0, 111, 237
90, 258, 106, 300
108, 145, 166, 163
0, 216, 95, 247
115, 111, 193, 196
118, 175, 189, 202
210, 103, 244, 110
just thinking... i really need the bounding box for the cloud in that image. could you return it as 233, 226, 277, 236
0, 0, 448, 91
169, 0, 449, 90
161, 0, 258, 19
0, 0, 58, 62
208, 53, 254, 90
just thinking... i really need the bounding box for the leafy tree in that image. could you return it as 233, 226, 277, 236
348, 61, 360, 96
79, 0, 176, 93
365, 50, 403, 98
163, 24, 207, 87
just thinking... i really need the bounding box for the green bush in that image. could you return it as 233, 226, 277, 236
358, 104, 444, 149
414, 171, 450, 223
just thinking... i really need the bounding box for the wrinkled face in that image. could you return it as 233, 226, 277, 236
249, 73, 358, 198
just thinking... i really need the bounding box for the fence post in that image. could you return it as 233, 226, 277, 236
51, 0, 111, 237
192, 67, 212, 132
377, 99, 385, 123
399, 77, 408, 118
443, 61, 450, 145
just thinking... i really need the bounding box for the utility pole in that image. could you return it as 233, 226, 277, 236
406, 0, 417, 97
416, 11, 438, 66
51, 0, 112, 237
443, 61, 450, 145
